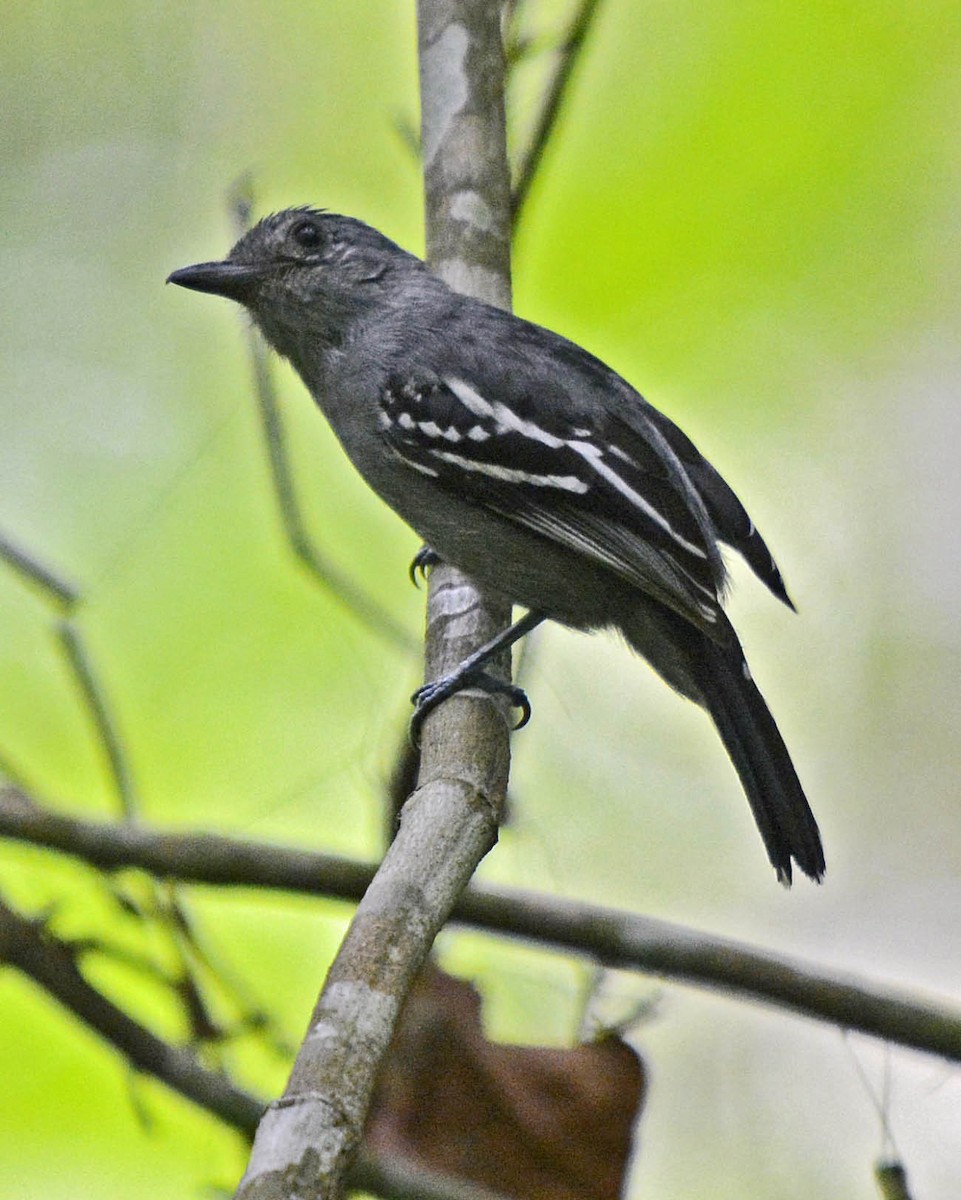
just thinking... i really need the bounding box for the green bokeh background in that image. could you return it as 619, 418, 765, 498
2, 2, 960, 1197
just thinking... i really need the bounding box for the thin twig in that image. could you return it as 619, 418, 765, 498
0, 886, 508, 1200
0, 530, 79, 609
3, 793, 961, 1067
162, 883, 296, 1058
228, 181, 417, 655
50, 603, 229, 1050
511, 0, 603, 223
0, 890, 264, 1132
2, 536, 224, 1053
0, 536, 139, 816
57, 620, 138, 817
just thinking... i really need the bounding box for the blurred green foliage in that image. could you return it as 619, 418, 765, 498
1, 2, 960, 1198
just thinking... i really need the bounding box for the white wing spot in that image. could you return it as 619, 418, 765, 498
446, 377, 495, 418
435, 382, 711, 568
569, 441, 707, 559
406, 458, 440, 478
430, 449, 588, 493
490, 401, 566, 449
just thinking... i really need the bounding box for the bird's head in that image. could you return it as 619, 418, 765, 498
168, 207, 424, 356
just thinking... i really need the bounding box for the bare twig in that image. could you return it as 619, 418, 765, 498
57, 621, 249, 1056
510, 0, 603, 223
1, 535, 228, 1057
57, 620, 138, 817
161, 886, 295, 1057
0, 883, 509, 1200
4, 793, 961, 1067
0, 890, 264, 1132
228, 181, 417, 655
0, 530, 79, 609
0, 532, 139, 814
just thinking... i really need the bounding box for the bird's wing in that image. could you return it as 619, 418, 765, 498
519, 320, 795, 609
625, 398, 795, 609
377, 366, 728, 634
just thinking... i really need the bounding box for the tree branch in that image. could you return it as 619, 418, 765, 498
0, 888, 264, 1132
231, 6, 518, 1196
4, 792, 960, 1067
0, 881, 512, 1200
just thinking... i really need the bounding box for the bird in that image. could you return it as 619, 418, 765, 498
168, 206, 825, 884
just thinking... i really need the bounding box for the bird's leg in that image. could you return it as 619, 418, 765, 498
409, 545, 441, 587
410, 609, 545, 742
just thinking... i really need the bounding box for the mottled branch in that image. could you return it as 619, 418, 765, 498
232, 5, 518, 1197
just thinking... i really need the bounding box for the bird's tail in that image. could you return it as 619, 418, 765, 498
690, 635, 825, 885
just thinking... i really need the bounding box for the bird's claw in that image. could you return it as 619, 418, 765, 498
409, 545, 441, 587
409, 669, 531, 744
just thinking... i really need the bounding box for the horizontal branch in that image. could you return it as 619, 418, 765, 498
3, 790, 960, 1065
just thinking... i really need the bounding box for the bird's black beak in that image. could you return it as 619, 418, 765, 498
166, 260, 263, 303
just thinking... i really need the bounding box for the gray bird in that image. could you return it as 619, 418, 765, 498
168, 207, 824, 884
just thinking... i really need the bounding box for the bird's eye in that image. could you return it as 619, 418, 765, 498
290, 219, 324, 252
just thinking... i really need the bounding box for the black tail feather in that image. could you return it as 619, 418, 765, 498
692, 639, 825, 884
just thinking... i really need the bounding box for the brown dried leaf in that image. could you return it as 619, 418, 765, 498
366, 962, 645, 1199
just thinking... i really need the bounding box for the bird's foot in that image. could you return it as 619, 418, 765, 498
410, 668, 531, 744
409, 545, 441, 587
